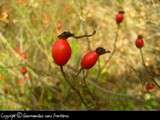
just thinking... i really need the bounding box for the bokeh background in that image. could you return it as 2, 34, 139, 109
0, 0, 160, 110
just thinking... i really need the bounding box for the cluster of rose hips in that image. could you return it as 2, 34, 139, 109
51, 10, 155, 93
51, 31, 110, 72
116, 11, 156, 92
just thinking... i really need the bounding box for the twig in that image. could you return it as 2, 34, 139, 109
126, 63, 144, 84
95, 24, 120, 79
101, 24, 120, 70
95, 59, 102, 80
73, 30, 96, 39
82, 70, 96, 102
75, 68, 83, 79
84, 25, 92, 50
139, 49, 160, 89
60, 66, 89, 108
88, 79, 144, 102
66, 64, 143, 102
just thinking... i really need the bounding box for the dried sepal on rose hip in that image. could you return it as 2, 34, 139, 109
116, 10, 125, 24
135, 35, 144, 49
81, 47, 110, 69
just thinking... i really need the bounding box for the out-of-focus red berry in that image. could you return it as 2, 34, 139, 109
135, 35, 144, 49
116, 11, 125, 24
20, 66, 28, 75
145, 82, 155, 92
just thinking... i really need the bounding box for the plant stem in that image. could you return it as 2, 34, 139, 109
75, 68, 83, 79
139, 49, 160, 89
96, 24, 120, 79
126, 63, 144, 85
84, 26, 92, 51
140, 49, 146, 67
73, 30, 96, 39
60, 66, 89, 108
102, 24, 120, 69
66, 65, 143, 102
95, 59, 101, 80
82, 70, 96, 102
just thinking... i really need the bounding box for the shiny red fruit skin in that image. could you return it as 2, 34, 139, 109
145, 83, 155, 91
52, 39, 71, 66
81, 51, 99, 69
20, 67, 27, 75
116, 13, 124, 24
135, 38, 144, 48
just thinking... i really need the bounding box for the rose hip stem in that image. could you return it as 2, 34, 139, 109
96, 24, 120, 79
139, 49, 160, 89
136, 35, 160, 89
60, 66, 89, 108
82, 70, 97, 102
105, 25, 120, 64
57, 30, 96, 39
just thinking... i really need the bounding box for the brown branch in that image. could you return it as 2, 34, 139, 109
60, 66, 89, 108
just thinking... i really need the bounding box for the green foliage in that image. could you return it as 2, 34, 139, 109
116, 0, 125, 4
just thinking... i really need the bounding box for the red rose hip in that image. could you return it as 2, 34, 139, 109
20, 66, 28, 75
135, 35, 144, 48
81, 51, 98, 69
116, 11, 125, 24
51, 32, 73, 66
52, 39, 71, 66
81, 47, 110, 69
145, 82, 155, 92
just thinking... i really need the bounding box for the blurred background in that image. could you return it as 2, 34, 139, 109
0, 0, 160, 110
